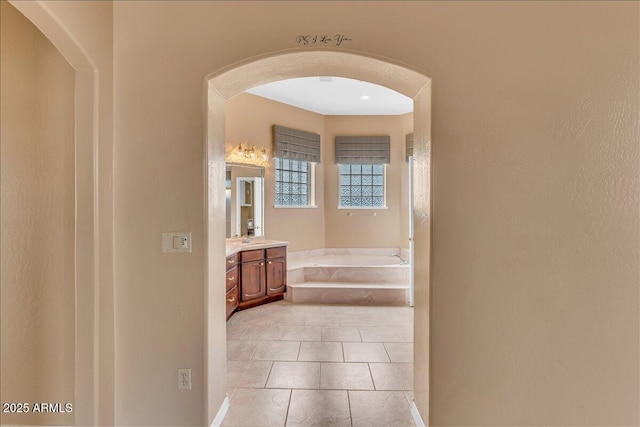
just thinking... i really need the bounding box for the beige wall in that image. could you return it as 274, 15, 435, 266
425, 3, 638, 425
3, 1, 637, 426
0, 2, 75, 425
8, 1, 117, 424
412, 83, 432, 421
113, 1, 639, 425
226, 93, 326, 251
324, 115, 413, 248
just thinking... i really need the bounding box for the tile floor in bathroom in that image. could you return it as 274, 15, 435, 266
224, 300, 416, 427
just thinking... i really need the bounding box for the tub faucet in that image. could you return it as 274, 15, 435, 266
392, 254, 409, 264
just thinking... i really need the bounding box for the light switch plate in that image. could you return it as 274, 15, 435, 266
162, 232, 192, 253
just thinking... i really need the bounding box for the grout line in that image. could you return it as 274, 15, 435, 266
367, 362, 377, 390
248, 340, 258, 361
382, 342, 393, 363
263, 361, 275, 388
347, 389, 354, 427
283, 388, 293, 427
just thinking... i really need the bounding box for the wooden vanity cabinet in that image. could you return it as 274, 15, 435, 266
236, 245, 287, 311
225, 253, 239, 319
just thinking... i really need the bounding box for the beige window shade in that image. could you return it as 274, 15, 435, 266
406, 133, 414, 162
335, 135, 390, 164
272, 125, 321, 163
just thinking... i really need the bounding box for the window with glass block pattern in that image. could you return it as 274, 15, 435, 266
274, 157, 313, 207
338, 164, 385, 208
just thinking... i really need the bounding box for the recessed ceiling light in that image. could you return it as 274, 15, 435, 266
360, 95, 371, 100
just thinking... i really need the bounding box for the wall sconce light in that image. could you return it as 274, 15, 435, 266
237, 143, 268, 161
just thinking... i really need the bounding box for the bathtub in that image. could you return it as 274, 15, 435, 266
286, 248, 410, 305
309, 254, 407, 267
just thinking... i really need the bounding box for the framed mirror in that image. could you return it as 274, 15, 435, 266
225, 162, 265, 238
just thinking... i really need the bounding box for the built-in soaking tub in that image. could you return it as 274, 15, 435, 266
309, 254, 406, 266
285, 248, 410, 306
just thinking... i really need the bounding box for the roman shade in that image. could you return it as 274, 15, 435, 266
272, 125, 321, 163
334, 135, 390, 165
406, 133, 413, 162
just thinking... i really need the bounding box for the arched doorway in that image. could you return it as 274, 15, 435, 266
205, 50, 432, 425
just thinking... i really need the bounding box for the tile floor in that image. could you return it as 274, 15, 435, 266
223, 300, 416, 427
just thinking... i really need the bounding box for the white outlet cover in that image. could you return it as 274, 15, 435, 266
178, 368, 192, 390
162, 232, 192, 253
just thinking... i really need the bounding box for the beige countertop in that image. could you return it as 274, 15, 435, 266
225, 239, 288, 257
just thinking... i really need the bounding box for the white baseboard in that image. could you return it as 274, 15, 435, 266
210, 394, 230, 427
410, 401, 426, 427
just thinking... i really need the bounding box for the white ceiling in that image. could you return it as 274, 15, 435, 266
245, 76, 413, 116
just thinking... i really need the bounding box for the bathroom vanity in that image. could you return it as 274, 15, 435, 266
225, 240, 287, 319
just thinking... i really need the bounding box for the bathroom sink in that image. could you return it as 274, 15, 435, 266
226, 238, 287, 247
243, 239, 282, 246
225, 237, 244, 244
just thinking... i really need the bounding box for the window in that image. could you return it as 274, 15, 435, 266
338, 163, 385, 208
274, 157, 315, 207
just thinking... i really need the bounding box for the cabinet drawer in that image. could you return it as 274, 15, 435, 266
226, 285, 239, 319
226, 253, 239, 271
266, 246, 286, 259
241, 249, 264, 262
226, 266, 238, 292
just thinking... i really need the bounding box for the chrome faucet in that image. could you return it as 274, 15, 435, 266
392, 254, 409, 264
241, 235, 253, 243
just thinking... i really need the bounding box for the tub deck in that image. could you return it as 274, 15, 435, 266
286, 248, 410, 306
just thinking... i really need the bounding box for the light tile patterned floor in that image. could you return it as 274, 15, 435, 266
223, 301, 415, 427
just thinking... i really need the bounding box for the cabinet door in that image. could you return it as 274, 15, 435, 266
266, 257, 286, 295
241, 260, 266, 301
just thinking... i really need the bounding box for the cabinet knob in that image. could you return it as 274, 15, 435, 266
260, 262, 264, 266
268, 261, 272, 265
227, 296, 235, 303
227, 276, 235, 281
227, 259, 235, 264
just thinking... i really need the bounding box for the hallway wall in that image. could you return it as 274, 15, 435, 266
0, 3, 75, 425
112, 2, 639, 425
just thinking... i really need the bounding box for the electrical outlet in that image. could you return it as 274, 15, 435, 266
178, 368, 191, 390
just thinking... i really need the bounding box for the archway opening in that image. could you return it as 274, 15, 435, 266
205, 50, 432, 426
